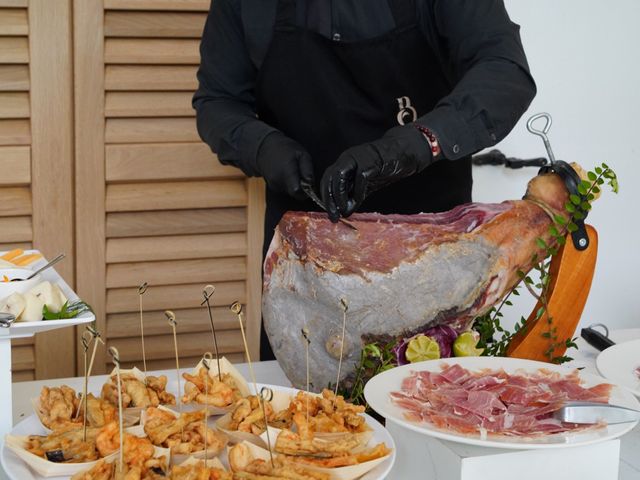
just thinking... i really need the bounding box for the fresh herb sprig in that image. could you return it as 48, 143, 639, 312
43, 300, 93, 320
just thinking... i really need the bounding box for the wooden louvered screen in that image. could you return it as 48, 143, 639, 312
2, 0, 76, 381
75, 0, 265, 374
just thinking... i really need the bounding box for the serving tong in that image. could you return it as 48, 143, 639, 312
553, 401, 640, 425
527, 113, 590, 251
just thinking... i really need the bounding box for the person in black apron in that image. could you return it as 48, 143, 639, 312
194, 0, 536, 359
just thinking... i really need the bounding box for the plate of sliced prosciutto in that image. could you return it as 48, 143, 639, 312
364, 356, 640, 449
596, 338, 640, 397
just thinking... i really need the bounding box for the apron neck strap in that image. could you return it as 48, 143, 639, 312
387, 0, 417, 30
275, 0, 296, 30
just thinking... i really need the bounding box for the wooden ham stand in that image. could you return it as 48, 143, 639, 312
506, 224, 598, 361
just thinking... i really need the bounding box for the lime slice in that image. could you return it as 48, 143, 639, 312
405, 335, 440, 363
453, 332, 484, 357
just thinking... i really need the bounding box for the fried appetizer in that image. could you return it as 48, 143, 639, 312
143, 407, 227, 455
26, 421, 122, 463
229, 443, 329, 480
279, 443, 391, 468
102, 373, 176, 409
71, 434, 169, 480
37, 385, 82, 430
182, 368, 242, 408
288, 389, 367, 434
227, 396, 292, 435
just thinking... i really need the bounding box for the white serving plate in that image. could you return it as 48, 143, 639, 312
596, 338, 640, 397
0, 250, 94, 338
364, 356, 640, 450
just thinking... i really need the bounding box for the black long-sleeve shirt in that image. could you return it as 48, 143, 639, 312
193, 0, 536, 173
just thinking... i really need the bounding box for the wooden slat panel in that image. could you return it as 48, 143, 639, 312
12, 337, 33, 346
107, 232, 247, 263
105, 118, 198, 143
246, 178, 265, 359
0, 9, 28, 35
74, 0, 107, 375
106, 208, 247, 238
105, 39, 199, 64
0, 65, 28, 91
105, 11, 206, 38
139, 353, 244, 372
105, 65, 197, 91
107, 307, 242, 338
0, 146, 30, 185
0, 92, 29, 118
0, 36, 28, 63
0, 119, 30, 145
0, 241, 30, 250
31, 0, 76, 379
105, 208, 246, 238
106, 91, 195, 117
12, 370, 34, 382
0, 216, 31, 242
106, 281, 246, 313
106, 180, 247, 212
0, 187, 30, 215
11, 344, 34, 370
104, 0, 210, 11
107, 256, 246, 288
108, 330, 243, 362
106, 143, 240, 182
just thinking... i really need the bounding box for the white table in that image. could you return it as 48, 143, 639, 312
3, 334, 640, 479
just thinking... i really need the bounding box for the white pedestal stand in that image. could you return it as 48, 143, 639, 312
386, 420, 620, 480
0, 315, 93, 439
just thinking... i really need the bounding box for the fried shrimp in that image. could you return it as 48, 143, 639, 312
96, 421, 121, 457
288, 389, 367, 434
182, 369, 242, 408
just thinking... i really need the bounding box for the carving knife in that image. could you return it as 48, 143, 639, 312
553, 401, 640, 425
300, 181, 358, 231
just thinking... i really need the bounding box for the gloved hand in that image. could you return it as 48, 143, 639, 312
320, 125, 434, 222
256, 131, 315, 200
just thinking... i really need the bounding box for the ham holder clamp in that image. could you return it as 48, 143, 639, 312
263, 113, 599, 389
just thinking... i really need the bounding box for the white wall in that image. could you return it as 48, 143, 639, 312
472, 0, 640, 331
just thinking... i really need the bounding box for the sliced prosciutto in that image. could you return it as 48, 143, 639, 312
263, 168, 575, 390
391, 364, 613, 437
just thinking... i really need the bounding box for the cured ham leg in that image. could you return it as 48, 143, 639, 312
263, 171, 571, 389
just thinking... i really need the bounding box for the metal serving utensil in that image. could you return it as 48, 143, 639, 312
553, 402, 640, 425
11, 253, 65, 281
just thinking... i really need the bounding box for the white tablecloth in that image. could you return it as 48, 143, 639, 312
4, 333, 640, 479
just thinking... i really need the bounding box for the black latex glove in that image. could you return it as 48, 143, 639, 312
256, 131, 315, 200
320, 125, 434, 221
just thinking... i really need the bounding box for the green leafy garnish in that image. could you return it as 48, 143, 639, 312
43, 301, 93, 320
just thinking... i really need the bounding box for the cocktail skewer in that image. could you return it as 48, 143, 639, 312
138, 282, 149, 384
108, 346, 124, 474
230, 301, 258, 395
335, 298, 348, 396
80, 331, 91, 441
202, 352, 214, 461
164, 310, 182, 416
301, 328, 311, 424
260, 386, 275, 468
201, 285, 222, 381
75, 325, 104, 420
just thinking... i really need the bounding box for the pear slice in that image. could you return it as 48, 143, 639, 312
21, 292, 45, 322
0, 292, 26, 319
51, 283, 68, 311
28, 281, 65, 313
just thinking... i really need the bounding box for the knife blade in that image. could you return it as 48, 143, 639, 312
553, 401, 640, 425
300, 181, 358, 231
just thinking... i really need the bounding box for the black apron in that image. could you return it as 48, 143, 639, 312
256, 0, 472, 359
